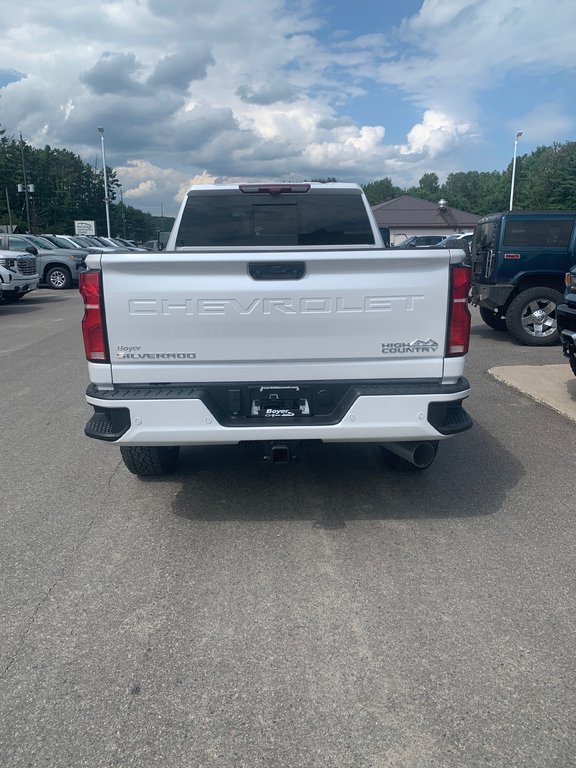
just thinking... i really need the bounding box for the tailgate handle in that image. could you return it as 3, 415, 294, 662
249, 262, 306, 280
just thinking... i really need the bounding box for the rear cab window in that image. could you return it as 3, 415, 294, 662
175, 187, 376, 248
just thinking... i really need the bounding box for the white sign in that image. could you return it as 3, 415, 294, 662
75, 220, 96, 236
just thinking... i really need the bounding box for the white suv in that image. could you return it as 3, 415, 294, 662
0, 250, 40, 302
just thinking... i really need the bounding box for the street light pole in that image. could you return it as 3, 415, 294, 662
97, 126, 111, 237
509, 130, 523, 210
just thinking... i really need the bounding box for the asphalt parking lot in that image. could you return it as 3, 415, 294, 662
1, 291, 575, 768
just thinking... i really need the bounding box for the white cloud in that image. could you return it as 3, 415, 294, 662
399, 110, 472, 157
116, 160, 187, 209
305, 125, 386, 168
381, 0, 576, 116
126, 179, 157, 199
0, 0, 574, 214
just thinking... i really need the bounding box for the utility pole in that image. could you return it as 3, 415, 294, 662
5, 188, 13, 230
120, 186, 127, 238
19, 133, 32, 233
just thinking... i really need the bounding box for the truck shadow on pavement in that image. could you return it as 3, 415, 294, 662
169, 422, 522, 527
0, 291, 72, 314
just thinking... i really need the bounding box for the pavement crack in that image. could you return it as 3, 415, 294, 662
0, 459, 124, 682
107, 458, 125, 489
0, 561, 69, 681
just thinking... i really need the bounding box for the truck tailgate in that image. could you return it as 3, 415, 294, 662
97, 250, 452, 384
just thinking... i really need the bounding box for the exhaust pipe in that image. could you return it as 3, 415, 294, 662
383, 441, 438, 469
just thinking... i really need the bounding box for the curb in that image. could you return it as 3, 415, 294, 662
488, 364, 576, 423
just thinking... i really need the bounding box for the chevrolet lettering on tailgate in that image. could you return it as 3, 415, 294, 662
128, 295, 426, 316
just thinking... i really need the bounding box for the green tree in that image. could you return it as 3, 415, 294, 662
417, 172, 440, 201
0, 129, 28, 229
440, 170, 508, 215
362, 177, 402, 206
518, 142, 576, 210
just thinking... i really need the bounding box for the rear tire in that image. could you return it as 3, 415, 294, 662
570, 354, 576, 378
505, 287, 563, 346
479, 306, 507, 331
120, 446, 180, 477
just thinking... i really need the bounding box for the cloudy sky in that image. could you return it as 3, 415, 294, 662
1, 0, 575, 216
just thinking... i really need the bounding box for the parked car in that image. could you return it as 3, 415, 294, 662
142, 240, 163, 251
41, 234, 86, 250
557, 266, 576, 376
392, 235, 445, 248
42, 234, 112, 254
469, 210, 576, 345
0, 234, 85, 290
435, 232, 474, 248
0, 249, 39, 301
92, 236, 147, 252
52, 234, 122, 253
115, 237, 140, 249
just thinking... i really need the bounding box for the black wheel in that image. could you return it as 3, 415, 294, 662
380, 441, 438, 472
505, 287, 563, 346
120, 446, 180, 477
570, 355, 576, 378
479, 306, 507, 331
45, 266, 72, 290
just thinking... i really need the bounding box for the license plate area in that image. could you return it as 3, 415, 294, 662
249, 386, 311, 418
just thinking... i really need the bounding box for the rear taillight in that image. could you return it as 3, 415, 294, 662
79, 271, 108, 362
447, 265, 471, 356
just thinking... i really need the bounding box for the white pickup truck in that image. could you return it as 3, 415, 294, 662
79, 182, 472, 476
0, 250, 39, 302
